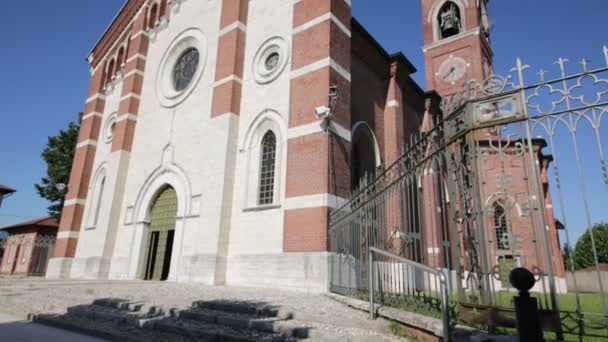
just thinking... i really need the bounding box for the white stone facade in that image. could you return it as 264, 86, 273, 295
63, 0, 332, 293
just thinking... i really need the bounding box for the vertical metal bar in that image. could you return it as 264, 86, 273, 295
523, 110, 562, 338
440, 273, 450, 342
369, 248, 375, 319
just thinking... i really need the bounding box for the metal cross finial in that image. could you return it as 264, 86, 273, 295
555, 58, 569, 78
580, 58, 589, 72
537, 69, 547, 82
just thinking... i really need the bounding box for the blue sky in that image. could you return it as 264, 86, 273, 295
0, 1, 607, 244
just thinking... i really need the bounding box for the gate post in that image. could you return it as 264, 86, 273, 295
510, 268, 544, 342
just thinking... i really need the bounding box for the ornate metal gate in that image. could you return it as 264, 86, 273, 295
0, 235, 56, 277
329, 47, 608, 341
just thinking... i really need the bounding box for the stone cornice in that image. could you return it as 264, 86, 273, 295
88, 0, 147, 68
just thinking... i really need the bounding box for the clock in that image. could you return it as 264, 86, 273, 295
435, 55, 468, 85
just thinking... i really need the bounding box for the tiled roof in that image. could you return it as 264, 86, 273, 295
0, 217, 58, 231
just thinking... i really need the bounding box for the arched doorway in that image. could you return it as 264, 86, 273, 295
142, 186, 178, 281
351, 123, 378, 189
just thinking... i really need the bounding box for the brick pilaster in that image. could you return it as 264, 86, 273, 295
211, 0, 249, 285
284, 0, 352, 252
211, 0, 248, 118
53, 66, 106, 259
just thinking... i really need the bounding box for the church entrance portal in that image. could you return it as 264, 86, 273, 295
142, 186, 178, 281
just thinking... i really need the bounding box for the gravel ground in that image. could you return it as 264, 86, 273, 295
0, 277, 404, 341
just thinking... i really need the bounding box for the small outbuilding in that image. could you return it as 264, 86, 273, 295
0, 217, 58, 276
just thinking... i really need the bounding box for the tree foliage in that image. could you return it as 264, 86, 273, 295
573, 223, 608, 270
35, 119, 80, 220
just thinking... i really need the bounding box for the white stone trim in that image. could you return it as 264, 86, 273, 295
77, 140, 97, 148
285, 193, 347, 210
86, 94, 106, 104
126, 54, 147, 63
290, 58, 351, 82
219, 21, 247, 36
293, 13, 351, 38
423, 28, 481, 52
82, 112, 103, 121
427, 247, 441, 255
116, 114, 138, 122
387, 100, 400, 108
57, 231, 80, 240
120, 93, 141, 101
124, 69, 145, 78
213, 75, 243, 88
288, 121, 351, 142
64, 198, 87, 207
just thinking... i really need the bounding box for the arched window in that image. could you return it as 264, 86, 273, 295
494, 204, 509, 250
160, 0, 168, 18
125, 36, 132, 64
149, 4, 158, 30
258, 131, 277, 205
116, 48, 125, 71
351, 123, 378, 189
106, 59, 115, 84
92, 177, 106, 227
437, 2, 462, 39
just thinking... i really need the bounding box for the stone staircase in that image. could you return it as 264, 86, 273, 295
33, 298, 307, 341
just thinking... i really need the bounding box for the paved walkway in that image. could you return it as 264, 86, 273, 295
0, 278, 402, 341
0, 313, 107, 342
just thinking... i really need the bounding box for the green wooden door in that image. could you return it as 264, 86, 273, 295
143, 187, 178, 281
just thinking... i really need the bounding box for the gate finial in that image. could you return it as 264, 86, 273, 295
580, 58, 589, 73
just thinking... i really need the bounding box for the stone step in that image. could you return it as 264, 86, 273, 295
153, 316, 297, 342
92, 298, 161, 315
178, 308, 306, 338
192, 300, 293, 320
33, 313, 183, 342
67, 304, 165, 328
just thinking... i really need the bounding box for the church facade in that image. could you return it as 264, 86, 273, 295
48, 0, 565, 292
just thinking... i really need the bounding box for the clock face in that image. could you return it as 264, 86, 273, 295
436, 56, 468, 85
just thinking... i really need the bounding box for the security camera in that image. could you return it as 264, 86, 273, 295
314, 106, 331, 119
329, 85, 338, 98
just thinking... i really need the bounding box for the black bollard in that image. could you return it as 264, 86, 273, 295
510, 268, 545, 342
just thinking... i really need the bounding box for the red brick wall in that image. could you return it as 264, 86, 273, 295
284, 0, 352, 252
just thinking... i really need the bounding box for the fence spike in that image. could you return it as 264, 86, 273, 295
580, 58, 589, 72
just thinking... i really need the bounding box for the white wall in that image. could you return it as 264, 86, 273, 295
106, 0, 226, 282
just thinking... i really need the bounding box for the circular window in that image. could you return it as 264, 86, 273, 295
104, 113, 118, 143
265, 52, 280, 71
253, 37, 289, 84
157, 28, 208, 108
173, 48, 200, 91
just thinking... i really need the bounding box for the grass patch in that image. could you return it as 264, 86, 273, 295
348, 288, 608, 341
389, 321, 417, 341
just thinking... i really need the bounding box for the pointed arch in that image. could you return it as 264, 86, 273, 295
87, 164, 107, 228
258, 131, 277, 205
351, 121, 381, 188
148, 3, 159, 30
133, 160, 192, 223
241, 109, 286, 208
428, 0, 468, 42
493, 203, 509, 250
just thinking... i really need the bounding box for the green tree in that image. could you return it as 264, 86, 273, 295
35, 118, 80, 220
562, 242, 574, 271
573, 223, 608, 270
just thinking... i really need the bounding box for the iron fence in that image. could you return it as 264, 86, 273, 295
0, 235, 56, 277
329, 46, 608, 341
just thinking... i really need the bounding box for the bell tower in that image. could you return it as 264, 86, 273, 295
422, 0, 493, 97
